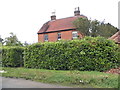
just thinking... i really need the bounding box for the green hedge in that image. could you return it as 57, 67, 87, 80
24, 37, 120, 71
2, 46, 24, 67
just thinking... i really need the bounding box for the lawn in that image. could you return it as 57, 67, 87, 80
1, 67, 119, 88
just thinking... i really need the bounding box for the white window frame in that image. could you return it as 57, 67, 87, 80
44, 34, 48, 41
58, 33, 61, 40
72, 31, 78, 39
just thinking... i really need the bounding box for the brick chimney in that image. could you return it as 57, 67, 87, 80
74, 7, 80, 16
51, 11, 56, 20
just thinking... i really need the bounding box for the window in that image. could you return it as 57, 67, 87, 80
44, 34, 48, 41
58, 33, 61, 40
72, 31, 78, 39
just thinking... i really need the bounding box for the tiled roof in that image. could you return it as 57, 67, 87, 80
38, 15, 86, 34
109, 31, 120, 43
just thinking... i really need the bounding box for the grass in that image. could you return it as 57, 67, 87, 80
1, 67, 119, 88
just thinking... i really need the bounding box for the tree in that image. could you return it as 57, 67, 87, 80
0, 36, 4, 45
23, 41, 29, 46
90, 20, 100, 37
73, 17, 90, 36
4, 32, 23, 46
97, 23, 118, 38
73, 18, 119, 38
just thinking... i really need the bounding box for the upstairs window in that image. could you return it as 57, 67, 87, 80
44, 34, 48, 41
72, 31, 78, 39
58, 33, 61, 40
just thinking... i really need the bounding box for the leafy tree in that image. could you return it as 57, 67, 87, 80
73, 18, 119, 38
0, 36, 4, 45
4, 32, 23, 46
90, 20, 100, 37
23, 41, 29, 46
73, 17, 90, 36
97, 23, 118, 38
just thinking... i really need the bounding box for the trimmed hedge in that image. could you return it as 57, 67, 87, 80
24, 37, 120, 71
2, 46, 24, 67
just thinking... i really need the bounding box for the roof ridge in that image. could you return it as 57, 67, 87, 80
50, 15, 84, 22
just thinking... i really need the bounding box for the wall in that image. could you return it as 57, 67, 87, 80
38, 30, 83, 42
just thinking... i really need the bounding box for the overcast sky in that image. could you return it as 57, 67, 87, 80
0, 0, 119, 44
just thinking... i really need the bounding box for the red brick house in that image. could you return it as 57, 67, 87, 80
37, 7, 86, 42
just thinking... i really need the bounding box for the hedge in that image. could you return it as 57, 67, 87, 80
2, 46, 24, 67
24, 37, 120, 71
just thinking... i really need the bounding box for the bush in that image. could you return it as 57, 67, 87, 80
24, 37, 120, 71
2, 46, 24, 67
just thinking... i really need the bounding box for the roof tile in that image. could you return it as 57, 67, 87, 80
109, 31, 120, 43
38, 15, 86, 34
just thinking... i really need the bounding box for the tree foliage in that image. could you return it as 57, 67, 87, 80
23, 41, 30, 46
90, 20, 100, 37
97, 23, 118, 38
4, 32, 23, 46
73, 18, 119, 38
73, 17, 90, 36
0, 36, 4, 45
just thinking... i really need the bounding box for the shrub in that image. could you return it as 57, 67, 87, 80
2, 46, 24, 67
24, 37, 120, 71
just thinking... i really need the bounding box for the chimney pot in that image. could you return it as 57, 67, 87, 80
51, 11, 56, 20
51, 15, 56, 20
74, 7, 80, 16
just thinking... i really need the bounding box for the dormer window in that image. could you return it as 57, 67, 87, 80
58, 33, 61, 40
44, 34, 48, 41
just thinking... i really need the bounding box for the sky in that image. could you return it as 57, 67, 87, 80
0, 0, 119, 44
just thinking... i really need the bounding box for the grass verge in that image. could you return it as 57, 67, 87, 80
1, 67, 119, 88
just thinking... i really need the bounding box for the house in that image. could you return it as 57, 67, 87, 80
109, 30, 120, 44
37, 7, 86, 42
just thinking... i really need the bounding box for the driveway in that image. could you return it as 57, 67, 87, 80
0, 77, 70, 88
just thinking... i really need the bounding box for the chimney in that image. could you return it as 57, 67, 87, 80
74, 7, 80, 16
51, 11, 56, 20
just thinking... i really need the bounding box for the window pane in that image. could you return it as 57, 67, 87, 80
44, 34, 48, 41
72, 31, 78, 39
58, 33, 61, 40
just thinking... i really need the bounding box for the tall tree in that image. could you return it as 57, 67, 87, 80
23, 41, 29, 46
4, 32, 23, 46
90, 20, 100, 37
73, 17, 118, 38
73, 17, 90, 36
0, 36, 4, 45
97, 23, 118, 38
